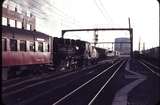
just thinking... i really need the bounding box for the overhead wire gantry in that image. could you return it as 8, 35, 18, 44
61, 18, 133, 57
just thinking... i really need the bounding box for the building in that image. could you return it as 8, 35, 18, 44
114, 37, 130, 56
2, 0, 36, 31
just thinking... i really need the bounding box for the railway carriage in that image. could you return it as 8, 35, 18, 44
2, 26, 52, 80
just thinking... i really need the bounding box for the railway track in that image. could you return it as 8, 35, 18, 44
2, 59, 118, 105
127, 58, 160, 105
2, 59, 117, 95
52, 59, 126, 105
2, 58, 118, 87
138, 59, 160, 77
2, 70, 76, 94
140, 59, 160, 70
3, 57, 159, 105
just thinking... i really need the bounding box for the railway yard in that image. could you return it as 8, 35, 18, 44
2, 57, 160, 105
1, 1, 159, 105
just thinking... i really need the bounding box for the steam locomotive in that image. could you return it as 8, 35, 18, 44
2, 26, 108, 80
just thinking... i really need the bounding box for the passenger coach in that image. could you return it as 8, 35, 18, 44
2, 26, 52, 80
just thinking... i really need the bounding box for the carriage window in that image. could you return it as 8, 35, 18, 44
2, 17, 7, 26
2, 38, 7, 51
17, 21, 22, 29
20, 40, 26, 51
38, 42, 43, 52
10, 39, 17, 51
29, 41, 35, 51
44, 43, 49, 52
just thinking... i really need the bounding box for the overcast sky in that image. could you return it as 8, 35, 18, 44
3, 0, 159, 50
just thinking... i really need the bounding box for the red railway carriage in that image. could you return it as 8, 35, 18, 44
2, 26, 52, 80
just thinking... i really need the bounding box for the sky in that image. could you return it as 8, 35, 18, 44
2, 0, 159, 50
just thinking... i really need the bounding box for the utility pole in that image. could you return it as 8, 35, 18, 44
94, 30, 98, 46
138, 37, 141, 51
143, 42, 145, 51
128, 18, 133, 57
111, 42, 113, 51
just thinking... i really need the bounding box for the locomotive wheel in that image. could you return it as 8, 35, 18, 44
57, 60, 68, 71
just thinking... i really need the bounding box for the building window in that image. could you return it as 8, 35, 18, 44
29, 41, 35, 51
17, 5, 22, 14
20, 40, 26, 51
2, 38, 7, 51
17, 21, 22, 28
27, 24, 30, 30
9, 1, 16, 11
38, 42, 43, 52
10, 19, 15, 27
44, 43, 49, 52
2, 1, 8, 8
10, 39, 17, 51
27, 11, 30, 17
2, 17, 7, 26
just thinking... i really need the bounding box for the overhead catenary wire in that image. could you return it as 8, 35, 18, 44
37, 0, 83, 27
94, 0, 128, 32
8, 0, 82, 28
93, 0, 130, 46
93, 0, 113, 27
98, 0, 116, 27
